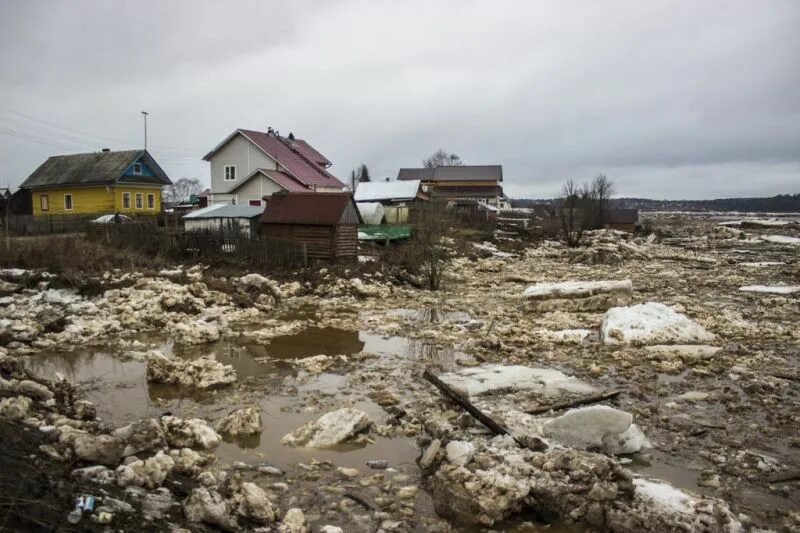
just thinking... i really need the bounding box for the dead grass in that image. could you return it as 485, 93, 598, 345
1, 235, 172, 286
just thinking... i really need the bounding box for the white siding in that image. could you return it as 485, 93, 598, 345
209, 134, 278, 196
235, 175, 283, 206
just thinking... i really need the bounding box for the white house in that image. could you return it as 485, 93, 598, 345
203, 128, 346, 206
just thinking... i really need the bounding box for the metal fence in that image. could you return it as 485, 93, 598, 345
86, 223, 307, 268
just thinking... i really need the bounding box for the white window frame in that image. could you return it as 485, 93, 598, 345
224, 165, 236, 181
122, 192, 131, 209
40, 194, 49, 212
135, 192, 143, 209
133, 162, 142, 175
147, 193, 155, 209
64, 193, 73, 211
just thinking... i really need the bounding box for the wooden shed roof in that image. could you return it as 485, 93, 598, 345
260, 192, 362, 226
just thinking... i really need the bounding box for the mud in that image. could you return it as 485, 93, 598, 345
2, 213, 799, 531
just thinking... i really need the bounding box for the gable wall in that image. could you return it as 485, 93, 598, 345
234, 176, 283, 205
209, 134, 278, 195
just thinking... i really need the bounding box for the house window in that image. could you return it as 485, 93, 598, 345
122, 192, 131, 209
40, 194, 49, 212
133, 162, 142, 175
64, 193, 73, 211
224, 165, 236, 181
135, 193, 143, 209
248, 200, 261, 207
147, 193, 155, 209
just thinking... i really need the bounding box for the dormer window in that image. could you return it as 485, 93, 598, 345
133, 162, 142, 175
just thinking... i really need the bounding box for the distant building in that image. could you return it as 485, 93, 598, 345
19, 149, 171, 216
354, 179, 425, 224
260, 192, 361, 261
0, 188, 10, 218
203, 129, 345, 206
603, 208, 639, 232
397, 165, 503, 207
183, 204, 263, 237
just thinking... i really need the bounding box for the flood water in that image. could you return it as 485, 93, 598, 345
22, 324, 458, 473
20, 314, 721, 531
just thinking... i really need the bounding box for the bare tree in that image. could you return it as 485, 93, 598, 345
590, 174, 614, 228
423, 149, 464, 168
163, 177, 204, 204
555, 179, 590, 247
411, 203, 455, 289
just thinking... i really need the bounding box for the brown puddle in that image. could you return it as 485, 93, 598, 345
21, 326, 442, 472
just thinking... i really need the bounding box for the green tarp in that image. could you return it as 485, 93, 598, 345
357, 224, 412, 241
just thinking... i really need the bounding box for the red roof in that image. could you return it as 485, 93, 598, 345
260, 192, 360, 226
293, 139, 331, 166
260, 169, 309, 192
238, 129, 344, 189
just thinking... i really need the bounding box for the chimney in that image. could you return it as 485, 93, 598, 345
267, 127, 275, 137
101, 148, 111, 152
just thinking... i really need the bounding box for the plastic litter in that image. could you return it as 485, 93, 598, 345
82, 495, 95, 513
366, 460, 388, 469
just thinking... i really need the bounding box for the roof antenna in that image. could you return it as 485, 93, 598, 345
141, 111, 149, 150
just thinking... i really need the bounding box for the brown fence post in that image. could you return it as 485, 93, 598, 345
302, 242, 308, 267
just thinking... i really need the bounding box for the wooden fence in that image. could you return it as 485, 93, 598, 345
86, 223, 307, 268
3, 213, 165, 236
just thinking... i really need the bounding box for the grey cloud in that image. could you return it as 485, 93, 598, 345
1, 0, 798, 199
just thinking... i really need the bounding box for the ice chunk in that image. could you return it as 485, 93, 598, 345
600, 424, 652, 454
542, 405, 633, 451
633, 478, 694, 514
523, 279, 633, 300
739, 285, 799, 294
761, 235, 800, 246
601, 302, 715, 345
445, 440, 476, 466
281, 408, 372, 449
439, 364, 596, 398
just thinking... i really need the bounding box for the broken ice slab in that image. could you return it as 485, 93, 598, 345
437, 364, 596, 398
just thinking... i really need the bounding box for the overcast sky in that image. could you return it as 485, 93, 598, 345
1, 1, 798, 199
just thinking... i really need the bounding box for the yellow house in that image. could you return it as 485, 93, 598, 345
20, 149, 172, 216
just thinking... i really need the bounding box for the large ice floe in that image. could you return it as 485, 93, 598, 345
523, 280, 633, 311
601, 302, 715, 345
438, 364, 596, 398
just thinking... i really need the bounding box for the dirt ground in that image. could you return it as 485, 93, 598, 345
1, 212, 798, 532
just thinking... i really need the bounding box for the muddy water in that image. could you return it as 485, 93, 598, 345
22, 326, 442, 471
22, 316, 729, 532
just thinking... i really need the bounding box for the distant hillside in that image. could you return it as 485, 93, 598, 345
511, 194, 800, 213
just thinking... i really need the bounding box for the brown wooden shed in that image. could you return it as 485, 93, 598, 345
259, 192, 361, 261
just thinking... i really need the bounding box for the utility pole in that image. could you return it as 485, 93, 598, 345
141, 111, 149, 150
